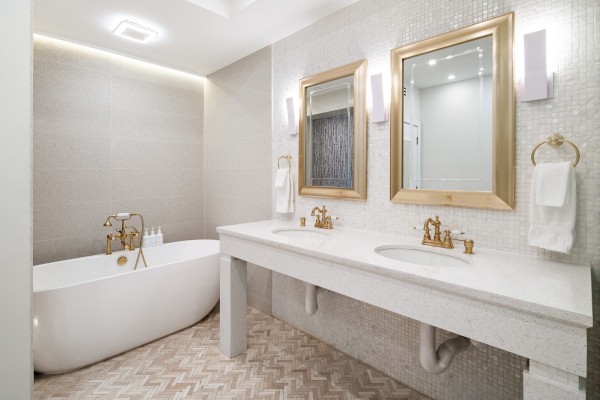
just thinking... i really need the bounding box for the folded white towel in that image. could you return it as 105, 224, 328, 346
275, 168, 288, 188
535, 161, 572, 207
275, 168, 295, 213
528, 163, 576, 254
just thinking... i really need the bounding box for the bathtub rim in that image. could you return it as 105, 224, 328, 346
33, 239, 220, 293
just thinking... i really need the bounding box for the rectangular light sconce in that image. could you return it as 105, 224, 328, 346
113, 20, 158, 43
286, 97, 297, 135
522, 29, 553, 102
370, 73, 387, 122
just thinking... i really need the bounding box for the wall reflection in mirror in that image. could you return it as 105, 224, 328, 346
403, 35, 493, 191
299, 59, 367, 200
305, 75, 354, 188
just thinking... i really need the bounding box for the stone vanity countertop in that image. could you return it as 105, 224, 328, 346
217, 219, 593, 327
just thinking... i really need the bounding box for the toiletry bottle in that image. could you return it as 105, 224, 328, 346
142, 228, 150, 248
157, 227, 164, 246
149, 227, 157, 247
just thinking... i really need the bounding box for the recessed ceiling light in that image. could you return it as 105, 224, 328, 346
446, 55, 453, 59
447, 74, 456, 80
479, 67, 484, 71
113, 20, 158, 43
428, 59, 437, 66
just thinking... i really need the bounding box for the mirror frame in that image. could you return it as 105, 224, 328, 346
299, 59, 368, 200
390, 13, 514, 210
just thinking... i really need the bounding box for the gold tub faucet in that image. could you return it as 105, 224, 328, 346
103, 215, 140, 255
310, 205, 333, 229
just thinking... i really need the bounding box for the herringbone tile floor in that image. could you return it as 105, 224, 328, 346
34, 305, 430, 400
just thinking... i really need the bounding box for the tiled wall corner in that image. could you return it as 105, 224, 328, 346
204, 46, 273, 314
32, 36, 204, 265
270, 0, 599, 399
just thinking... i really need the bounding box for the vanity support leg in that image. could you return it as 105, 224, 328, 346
219, 254, 247, 358
523, 360, 586, 400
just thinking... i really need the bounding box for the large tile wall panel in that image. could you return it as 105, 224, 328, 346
270, 1, 599, 399
33, 36, 204, 265
204, 46, 273, 314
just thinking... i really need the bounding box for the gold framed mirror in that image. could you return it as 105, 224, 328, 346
390, 13, 514, 209
299, 60, 367, 200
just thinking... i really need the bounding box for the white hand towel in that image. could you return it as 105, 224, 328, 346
275, 168, 288, 188
275, 168, 295, 213
535, 161, 572, 207
528, 163, 576, 254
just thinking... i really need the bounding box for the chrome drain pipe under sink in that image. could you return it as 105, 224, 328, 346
420, 323, 471, 374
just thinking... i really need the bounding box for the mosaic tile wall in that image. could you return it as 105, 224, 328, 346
269, 0, 599, 399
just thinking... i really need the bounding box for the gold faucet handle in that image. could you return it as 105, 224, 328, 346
300, 217, 306, 227
443, 229, 453, 247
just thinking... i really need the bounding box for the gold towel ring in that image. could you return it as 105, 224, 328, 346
531, 134, 580, 167
277, 155, 292, 169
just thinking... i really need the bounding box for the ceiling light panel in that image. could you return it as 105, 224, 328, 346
113, 20, 158, 43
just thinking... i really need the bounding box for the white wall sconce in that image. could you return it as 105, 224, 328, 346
370, 73, 387, 122
521, 29, 553, 102
285, 97, 297, 135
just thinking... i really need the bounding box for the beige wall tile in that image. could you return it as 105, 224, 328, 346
33, 37, 205, 264
33, 168, 111, 204
110, 168, 202, 200
33, 201, 113, 242
112, 74, 202, 116
33, 133, 110, 170
33, 59, 111, 137
112, 106, 203, 144
33, 36, 112, 73
111, 197, 203, 229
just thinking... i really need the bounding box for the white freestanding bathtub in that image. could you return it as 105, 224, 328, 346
33, 240, 220, 374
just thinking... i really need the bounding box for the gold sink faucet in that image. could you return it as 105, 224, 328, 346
422, 216, 453, 249
311, 205, 333, 229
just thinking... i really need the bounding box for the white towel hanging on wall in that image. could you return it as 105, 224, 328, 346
528, 162, 576, 254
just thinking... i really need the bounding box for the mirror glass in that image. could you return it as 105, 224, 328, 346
299, 60, 367, 200
390, 13, 514, 210
403, 36, 492, 191
304, 75, 354, 188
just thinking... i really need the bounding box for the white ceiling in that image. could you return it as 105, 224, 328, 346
33, 0, 359, 76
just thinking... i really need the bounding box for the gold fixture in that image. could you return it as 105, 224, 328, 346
530, 134, 580, 167
278, 155, 292, 169
299, 59, 368, 200
117, 256, 128, 266
311, 205, 333, 229
422, 216, 453, 249
300, 217, 306, 227
463, 240, 475, 254
103, 213, 148, 270
390, 13, 515, 210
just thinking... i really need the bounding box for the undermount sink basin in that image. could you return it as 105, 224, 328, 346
271, 228, 330, 239
374, 245, 470, 267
